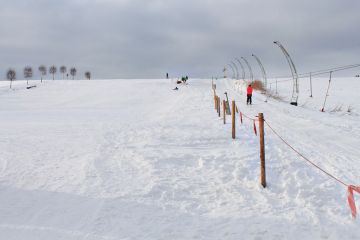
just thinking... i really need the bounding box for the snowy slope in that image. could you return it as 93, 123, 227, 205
0, 78, 359, 239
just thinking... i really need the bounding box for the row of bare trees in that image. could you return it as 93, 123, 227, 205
38, 65, 78, 81
5, 66, 92, 88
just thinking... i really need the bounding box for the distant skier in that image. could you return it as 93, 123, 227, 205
173, 86, 178, 90
247, 84, 253, 105
166, 73, 169, 79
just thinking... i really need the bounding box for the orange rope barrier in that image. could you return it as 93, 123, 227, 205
212, 87, 360, 219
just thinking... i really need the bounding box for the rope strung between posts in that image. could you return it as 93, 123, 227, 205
213, 86, 360, 219
264, 120, 360, 219
242, 112, 258, 121
264, 120, 348, 187
235, 104, 258, 121
235, 104, 258, 135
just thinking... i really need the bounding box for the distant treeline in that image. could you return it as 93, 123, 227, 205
3, 65, 92, 88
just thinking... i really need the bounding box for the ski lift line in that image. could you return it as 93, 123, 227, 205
264, 120, 348, 187
270, 78, 295, 84
268, 64, 360, 85
299, 64, 360, 77
271, 64, 360, 79
269, 64, 360, 84
296, 64, 360, 78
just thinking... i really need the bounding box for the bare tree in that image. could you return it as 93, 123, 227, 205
39, 65, 46, 83
24, 66, 33, 85
49, 65, 57, 80
85, 71, 91, 80
70, 67, 77, 80
60, 66, 67, 79
7, 69, 16, 89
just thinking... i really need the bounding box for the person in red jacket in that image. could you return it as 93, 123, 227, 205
247, 84, 253, 105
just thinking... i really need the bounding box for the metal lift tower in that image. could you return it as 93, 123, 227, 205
252, 54, 267, 90
273, 41, 299, 106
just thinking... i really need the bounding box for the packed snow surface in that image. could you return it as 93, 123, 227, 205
0, 78, 359, 239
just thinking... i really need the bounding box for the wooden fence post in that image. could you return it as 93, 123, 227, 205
214, 95, 219, 112
214, 90, 217, 109
223, 100, 226, 124
218, 97, 221, 117
232, 100, 236, 139
214, 94, 217, 109
259, 113, 266, 188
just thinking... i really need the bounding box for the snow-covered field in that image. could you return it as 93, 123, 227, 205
0, 77, 359, 239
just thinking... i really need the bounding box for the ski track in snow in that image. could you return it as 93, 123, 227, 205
0, 79, 359, 239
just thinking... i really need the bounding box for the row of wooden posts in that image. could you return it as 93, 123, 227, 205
214, 93, 266, 188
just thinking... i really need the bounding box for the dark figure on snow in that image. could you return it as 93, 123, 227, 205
166, 73, 169, 79
247, 84, 253, 105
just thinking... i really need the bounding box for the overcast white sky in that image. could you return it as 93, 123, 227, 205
0, 0, 359, 79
